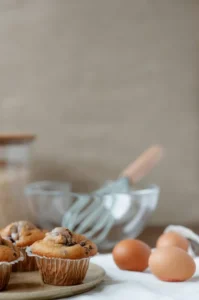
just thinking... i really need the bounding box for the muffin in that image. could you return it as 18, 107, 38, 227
27, 227, 97, 286
0, 235, 22, 290
0, 221, 46, 272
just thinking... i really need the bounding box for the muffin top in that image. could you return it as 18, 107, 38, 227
30, 227, 97, 259
0, 235, 21, 262
0, 221, 46, 248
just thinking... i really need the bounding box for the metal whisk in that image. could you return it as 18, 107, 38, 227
62, 145, 163, 246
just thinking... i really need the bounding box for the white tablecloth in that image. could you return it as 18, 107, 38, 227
63, 254, 199, 300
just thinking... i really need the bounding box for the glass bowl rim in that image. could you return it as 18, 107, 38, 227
24, 180, 71, 196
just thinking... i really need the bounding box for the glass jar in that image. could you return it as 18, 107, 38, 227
0, 134, 36, 227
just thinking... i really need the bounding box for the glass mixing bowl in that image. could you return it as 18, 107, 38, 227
61, 184, 159, 251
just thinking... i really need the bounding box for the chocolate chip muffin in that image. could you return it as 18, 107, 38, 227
0, 235, 22, 290
28, 227, 97, 286
0, 221, 46, 272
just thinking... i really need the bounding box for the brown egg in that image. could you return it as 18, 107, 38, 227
149, 246, 196, 282
112, 239, 151, 271
156, 231, 189, 251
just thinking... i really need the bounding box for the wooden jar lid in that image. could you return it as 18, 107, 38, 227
0, 134, 36, 145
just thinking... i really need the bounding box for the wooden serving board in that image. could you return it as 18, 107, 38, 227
0, 263, 105, 300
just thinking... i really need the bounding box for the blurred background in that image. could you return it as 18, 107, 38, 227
0, 0, 199, 232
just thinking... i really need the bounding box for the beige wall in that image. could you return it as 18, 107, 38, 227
0, 0, 199, 225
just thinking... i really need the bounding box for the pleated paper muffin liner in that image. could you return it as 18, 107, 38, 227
0, 254, 24, 290
26, 247, 90, 286
12, 247, 38, 272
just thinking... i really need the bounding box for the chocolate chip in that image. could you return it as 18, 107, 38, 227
80, 241, 86, 247
13, 252, 17, 257
89, 245, 92, 250
67, 241, 76, 246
